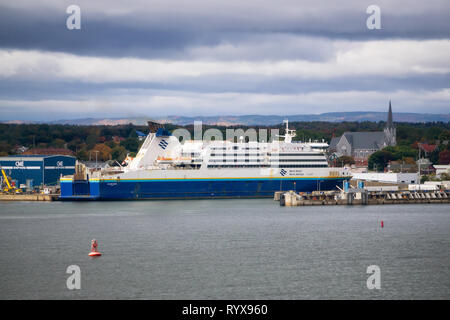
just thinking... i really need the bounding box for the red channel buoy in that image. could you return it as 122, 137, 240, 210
88, 251, 102, 257
381, 220, 384, 228
89, 239, 102, 257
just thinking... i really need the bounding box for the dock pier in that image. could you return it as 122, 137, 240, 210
0, 194, 59, 201
275, 190, 450, 206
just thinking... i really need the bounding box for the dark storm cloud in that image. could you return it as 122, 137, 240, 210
0, 6, 206, 59
0, 1, 449, 59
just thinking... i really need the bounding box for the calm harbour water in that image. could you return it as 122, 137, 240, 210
0, 200, 449, 300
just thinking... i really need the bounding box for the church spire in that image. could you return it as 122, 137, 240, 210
384, 100, 396, 146
387, 100, 393, 128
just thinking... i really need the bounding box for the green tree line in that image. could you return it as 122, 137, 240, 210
0, 121, 449, 165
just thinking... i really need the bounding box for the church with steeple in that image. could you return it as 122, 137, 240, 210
383, 100, 396, 146
329, 101, 397, 165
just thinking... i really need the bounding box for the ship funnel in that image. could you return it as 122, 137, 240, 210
147, 120, 164, 133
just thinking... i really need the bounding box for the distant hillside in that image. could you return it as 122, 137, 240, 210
3, 112, 449, 126
47, 118, 150, 126
157, 112, 450, 126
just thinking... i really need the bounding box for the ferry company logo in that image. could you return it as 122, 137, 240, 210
158, 139, 169, 150
280, 169, 287, 176
57, 161, 64, 167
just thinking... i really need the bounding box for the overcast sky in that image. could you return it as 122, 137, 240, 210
0, 0, 449, 121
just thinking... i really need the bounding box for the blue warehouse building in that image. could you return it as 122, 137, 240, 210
0, 155, 76, 187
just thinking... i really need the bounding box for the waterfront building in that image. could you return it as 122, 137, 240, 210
22, 148, 75, 156
351, 172, 419, 184
434, 165, 450, 178
0, 155, 76, 188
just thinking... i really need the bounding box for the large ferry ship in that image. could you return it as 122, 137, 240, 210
60, 121, 351, 200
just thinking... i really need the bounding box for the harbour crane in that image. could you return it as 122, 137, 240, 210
1, 168, 21, 194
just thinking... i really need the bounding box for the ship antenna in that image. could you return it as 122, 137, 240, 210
284, 119, 289, 132
281, 119, 296, 143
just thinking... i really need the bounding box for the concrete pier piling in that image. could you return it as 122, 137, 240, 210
275, 190, 450, 206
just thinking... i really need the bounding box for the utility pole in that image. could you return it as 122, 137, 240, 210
417, 146, 423, 189
42, 158, 45, 187
94, 151, 99, 171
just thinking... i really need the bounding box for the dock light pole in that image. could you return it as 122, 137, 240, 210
94, 151, 99, 171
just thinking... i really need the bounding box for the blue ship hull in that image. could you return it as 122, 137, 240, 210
60, 177, 349, 200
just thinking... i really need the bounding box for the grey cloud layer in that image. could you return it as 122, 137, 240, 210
0, 0, 449, 120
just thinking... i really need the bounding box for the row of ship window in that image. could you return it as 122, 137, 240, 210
206, 164, 328, 168
208, 159, 327, 163
210, 147, 261, 150
209, 153, 323, 157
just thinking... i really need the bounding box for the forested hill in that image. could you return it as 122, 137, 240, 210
0, 121, 449, 164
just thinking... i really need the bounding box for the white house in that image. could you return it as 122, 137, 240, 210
434, 165, 450, 177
